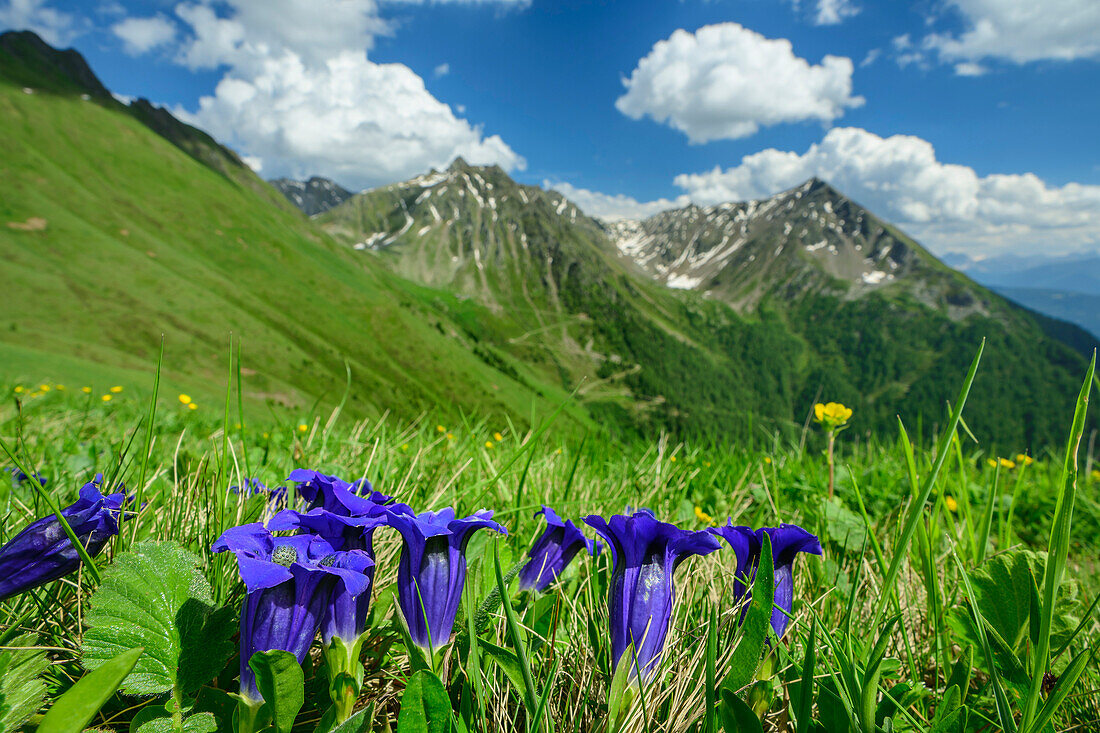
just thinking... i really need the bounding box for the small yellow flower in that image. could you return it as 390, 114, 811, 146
401, 443, 409, 451
178, 394, 192, 405
14, 385, 25, 393
704, 460, 711, 467
187, 403, 197, 411
101, 394, 112, 402
555, 448, 562, 455
998, 457, 1016, 470
669, 455, 677, 462
986, 458, 998, 468
764, 456, 772, 465
945, 496, 958, 512
484, 441, 494, 449
110, 385, 123, 394
81, 386, 92, 394
39, 384, 50, 392
436, 425, 445, 433
1015, 453, 1034, 466
298, 424, 308, 433
56, 384, 65, 391
814, 402, 853, 430
262, 432, 270, 439
494, 432, 504, 442
694, 506, 715, 525
446, 433, 454, 440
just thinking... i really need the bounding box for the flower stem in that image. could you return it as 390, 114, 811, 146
324, 635, 365, 723
826, 430, 836, 499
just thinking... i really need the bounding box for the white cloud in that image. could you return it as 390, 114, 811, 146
546, 181, 688, 221
919, 0, 1100, 67
860, 48, 881, 67
241, 155, 263, 172
171, 0, 523, 190
383, 0, 529, 5
0, 0, 82, 46
433, 62, 449, 77
615, 23, 863, 143
813, 0, 859, 26
953, 61, 988, 76
112, 15, 176, 55
672, 127, 1100, 255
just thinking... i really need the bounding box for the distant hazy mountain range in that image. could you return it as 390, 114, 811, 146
2, 29, 1095, 447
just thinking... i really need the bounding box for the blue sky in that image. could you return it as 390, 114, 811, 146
2, 0, 1099, 256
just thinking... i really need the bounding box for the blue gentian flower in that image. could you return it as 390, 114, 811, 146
710, 522, 821, 639
6, 467, 47, 489
212, 523, 372, 702
384, 504, 506, 655
518, 506, 600, 592
287, 469, 391, 514
267, 508, 390, 644
0, 474, 127, 601
584, 509, 720, 681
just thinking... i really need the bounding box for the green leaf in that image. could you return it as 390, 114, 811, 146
722, 532, 775, 694
605, 642, 635, 733
249, 650, 305, 733
0, 633, 49, 731
82, 541, 235, 697
131, 706, 218, 733
793, 623, 816, 733
477, 639, 527, 700
397, 670, 452, 733
718, 689, 763, 733
330, 704, 375, 733
945, 647, 972, 704
38, 646, 143, 733
1030, 648, 1092, 733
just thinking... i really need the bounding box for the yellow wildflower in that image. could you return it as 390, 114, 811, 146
998, 457, 1016, 470
81, 386, 92, 394
178, 394, 192, 405
39, 384, 50, 392
1015, 453, 1034, 466
704, 461, 711, 467
945, 496, 958, 512
669, 455, 677, 462
56, 384, 65, 391
262, 432, 270, 439
436, 425, 445, 433
298, 424, 308, 433
101, 394, 112, 402
494, 432, 504, 442
555, 448, 562, 455
986, 458, 998, 468
401, 443, 409, 451
14, 385, 25, 393
446, 433, 454, 440
764, 456, 772, 465
485, 441, 494, 449
110, 385, 123, 393
814, 402, 853, 430
188, 403, 197, 411
694, 506, 715, 526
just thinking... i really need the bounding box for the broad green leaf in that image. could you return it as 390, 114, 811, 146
606, 643, 635, 733
397, 670, 452, 733
38, 646, 143, 733
0, 633, 49, 731
722, 533, 775, 694
131, 706, 218, 733
945, 647, 973, 704
477, 639, 527, 699
82, 541, 235, 696
718, 689, 763, 733
249, 650, 305, 733
331, 704, 375, 733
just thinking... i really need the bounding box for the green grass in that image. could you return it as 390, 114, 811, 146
1, 359, 1098, 731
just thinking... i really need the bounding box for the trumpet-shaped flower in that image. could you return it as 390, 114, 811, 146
385, 505, 506, 655
518, 506, 599, 592
287, 469, 391, 516
6, 467, 47, 489
584, 509, 721, 680
212, 524, 372, 702
711, 523, 821, 639
0, 475, 128, 601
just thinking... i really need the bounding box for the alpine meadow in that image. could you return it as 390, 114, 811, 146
2, 3, 1100, 732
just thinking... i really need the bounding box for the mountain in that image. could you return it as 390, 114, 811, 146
0, 32, 590, 428
318, 163, 1094, 447
993, 288, 1100, 345
271, 177, 354, 216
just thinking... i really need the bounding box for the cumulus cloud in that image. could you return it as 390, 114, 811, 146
171, 0, 523, 190
0, 0, 83, 46
918, 0, 1100, 68
813, 0, 859, 26
671, 127, 1100, 254
546, 181, 688, 221
112, 15, 176, 55
615, 23, 863, 143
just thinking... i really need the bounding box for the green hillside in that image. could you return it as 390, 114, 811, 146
0, 47, 591, 429
320, 162, 1094, 448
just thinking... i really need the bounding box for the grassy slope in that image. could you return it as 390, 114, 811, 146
0, 79, 590, 429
